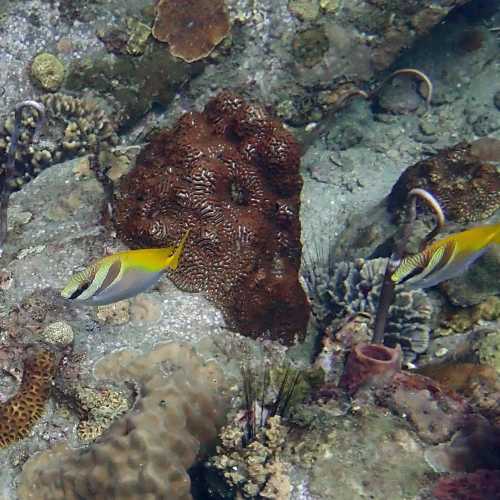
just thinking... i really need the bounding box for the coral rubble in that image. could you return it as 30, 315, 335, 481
387, 141, 500, 224
17, 342, 228, 500
153, 0, 230, 62
112, 91, 310, 344
0, 347, 57, 448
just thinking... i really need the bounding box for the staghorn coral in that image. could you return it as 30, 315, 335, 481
152, 0, 230, 63
0, 93, 118, 191
0, 347, 57, 448
387, 141, 500, 224
306, 257, 434, 362
18, 342, 228, 500
112, 91, 309, 344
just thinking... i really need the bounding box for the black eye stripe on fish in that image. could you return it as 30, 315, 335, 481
69, 280, 92, 300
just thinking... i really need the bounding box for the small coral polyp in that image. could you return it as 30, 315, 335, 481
112, 91, 310, 344
0, 348, 57, 448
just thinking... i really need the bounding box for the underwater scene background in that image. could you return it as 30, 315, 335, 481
0, 0, 499, 498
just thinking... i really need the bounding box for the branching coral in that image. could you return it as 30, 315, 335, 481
0, 347, 57, 448
18, 342, 228, 500
0, 93, 118, 191
112, 91, 309, 344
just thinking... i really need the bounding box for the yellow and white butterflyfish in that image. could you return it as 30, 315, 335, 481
391, 223, 500, 289
61, 230, 190, 305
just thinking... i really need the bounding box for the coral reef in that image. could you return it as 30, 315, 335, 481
210, 415, 291, 499
65, 384, 131, 442
18, 342, 228, 500
30, 53, 65, 92
0, 347, 57, 448
425, 418, 500, 473
39, 321, 74, 346
377, 371, 474, 444
152, 0, 230, 62
474, 331, 500, 373
64, 42, 203, 129
112, 91, 309, 344
0, 94, 118, 190
306, 257, 433, 362
432, 469, 500, 500
339, 343, 402, 395
387, 141, 500, 224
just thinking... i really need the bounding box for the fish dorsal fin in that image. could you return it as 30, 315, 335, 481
78, 258, 122, 301
165, 229, 190, 271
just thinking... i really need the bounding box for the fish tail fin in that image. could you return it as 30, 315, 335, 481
166, 229, 190, 270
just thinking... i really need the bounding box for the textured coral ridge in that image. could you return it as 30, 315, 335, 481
388, 141, 500, 224
18, 342, 228, 500
0, 347, 57, 448
113, 91, 310, 344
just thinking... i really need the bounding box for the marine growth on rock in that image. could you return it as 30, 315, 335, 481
112, 91, 310, 344
152, 0, 230, 62
387, 141, 500, 224
306, 257, 434, 363
0, 94, 118, 191
17, 342, 228, 500
0, 347, 57, 448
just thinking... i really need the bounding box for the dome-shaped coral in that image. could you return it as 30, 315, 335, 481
112, 91, 309, 344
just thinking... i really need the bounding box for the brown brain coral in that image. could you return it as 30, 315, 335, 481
112, 91, 310, 344
152, 0, 230, 62
387, 141, 500, 223
0, 347, 57, 448
18, 342, 228, 500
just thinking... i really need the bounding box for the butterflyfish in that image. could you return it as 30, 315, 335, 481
391, 223, 500, 289
61, 230, 190, 305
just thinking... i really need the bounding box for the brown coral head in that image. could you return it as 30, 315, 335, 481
339, 342, 402, 395
112, 91, 309, 344
388, 142, 500, 224
153, 0, 230, 63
